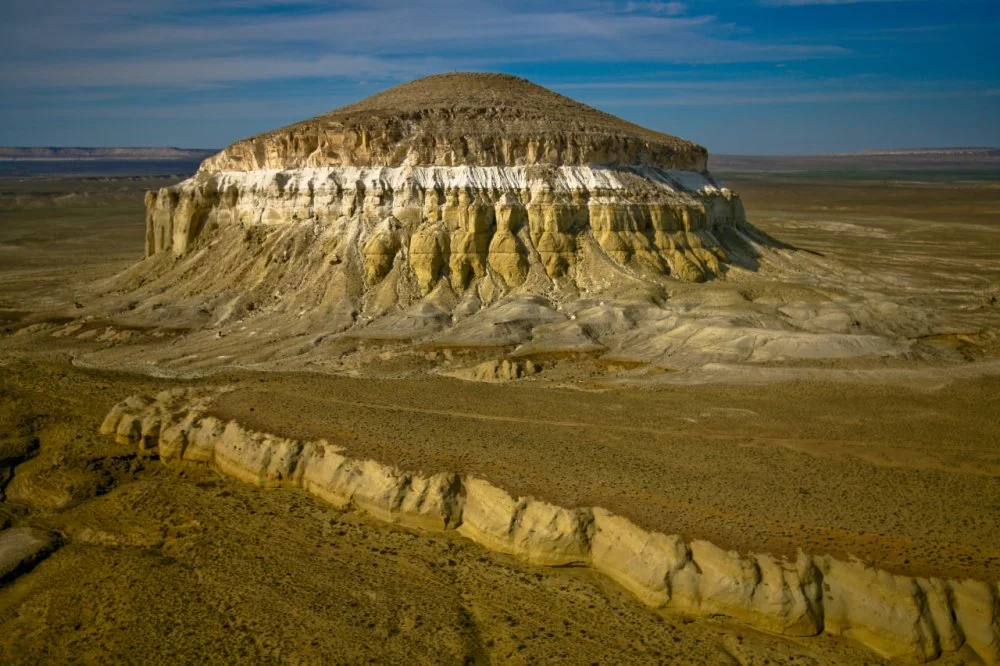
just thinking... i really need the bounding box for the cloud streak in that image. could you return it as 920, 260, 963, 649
1, 0, 847, 93
761, 0, 917, 5
557, 74, 997, 107
0, 0, 994, 152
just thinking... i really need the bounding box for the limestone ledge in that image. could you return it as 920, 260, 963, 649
144, 166, 746, 287
198, 125, 708, 172
196, 73, 709, 172
101, 390, 1000, 665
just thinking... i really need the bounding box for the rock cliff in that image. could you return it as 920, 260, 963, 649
143, 73, 749, 302
145, 164, 745, 287
80, 73, 927, 374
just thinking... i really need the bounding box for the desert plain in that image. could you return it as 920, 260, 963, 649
1, 154, 998, 665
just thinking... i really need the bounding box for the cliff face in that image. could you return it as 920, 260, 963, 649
142, 73, 749, 310
144, 165, 745, 296
200, 126, 708, 172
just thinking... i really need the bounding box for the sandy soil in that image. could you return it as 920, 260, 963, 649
0, 176, 163, 318
1, 169, 998, 663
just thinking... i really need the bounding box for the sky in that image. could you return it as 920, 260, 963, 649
1, 0, 997, 154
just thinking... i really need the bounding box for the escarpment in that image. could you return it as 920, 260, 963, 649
144, 165, 745, 288
101, 389, 1000, 665
93, 73, 931, 373
141, 74, 753, 307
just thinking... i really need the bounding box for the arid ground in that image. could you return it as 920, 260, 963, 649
1, 162, 998, 664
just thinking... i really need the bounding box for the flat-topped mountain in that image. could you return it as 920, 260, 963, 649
146, 73, 746, 294
82, 73, 918, 375
202, 73, 707, 171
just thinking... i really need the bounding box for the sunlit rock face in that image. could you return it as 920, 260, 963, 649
101, 71, 904, 376
146, 164, 745, 286
144, 73, 751, 298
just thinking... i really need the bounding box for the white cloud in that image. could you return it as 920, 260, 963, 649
626, 1, 687, 15
0, 55, 449, 89
570, 75, 995, 106
762, 0, 916, 5
0, 0, 848, 93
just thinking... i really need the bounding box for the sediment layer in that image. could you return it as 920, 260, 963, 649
144, 165, 746, 293
200, 73, 706, 171
100, 390, 1000, 664
139, 73, 751, 315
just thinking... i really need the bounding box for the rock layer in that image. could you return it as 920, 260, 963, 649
0, 528, 60, 582
100, 390, 1000, 664
138, 74, 755, 327
200, 73, 707, 171
144, 164, 746, 291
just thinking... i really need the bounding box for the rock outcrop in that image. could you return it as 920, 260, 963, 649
100, 389, 1000, 664
144, 163, 746, 288
0, 437, 38, 500
454, 358, 543, 382
0, 527, 60, 582
140, 74, 751, 304
199, 73, 708, 172
74, 72, 929, 375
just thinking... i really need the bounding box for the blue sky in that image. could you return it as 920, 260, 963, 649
1, 0, 997, 154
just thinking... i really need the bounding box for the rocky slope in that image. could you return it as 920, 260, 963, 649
200, 73, 707, 171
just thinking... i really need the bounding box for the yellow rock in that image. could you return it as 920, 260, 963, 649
100, 391, 1000, 665
409, 224, 448, 294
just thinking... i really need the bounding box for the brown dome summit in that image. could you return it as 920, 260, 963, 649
201, 73, 707, 172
